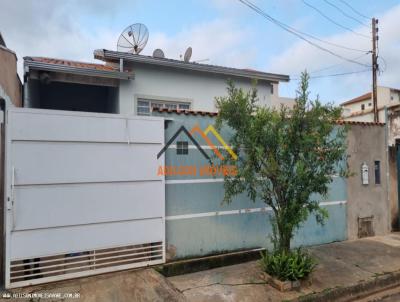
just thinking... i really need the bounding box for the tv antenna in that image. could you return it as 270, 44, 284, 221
183, 47, 192, 62
117, 23, 149, 54
153, 48, 165, 58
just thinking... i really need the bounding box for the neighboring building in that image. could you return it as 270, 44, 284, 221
0, 32, 22, 107
341, 86, 400, 122
341, 87, 400, 232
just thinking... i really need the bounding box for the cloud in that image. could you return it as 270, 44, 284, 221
267, 4, 400, 103
145, 19, 256, 68
0, 0, 256, 77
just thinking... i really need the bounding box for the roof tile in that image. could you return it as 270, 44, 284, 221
26, 57, 116, 71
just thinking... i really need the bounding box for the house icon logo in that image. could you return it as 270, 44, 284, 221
157, 124, 237, 161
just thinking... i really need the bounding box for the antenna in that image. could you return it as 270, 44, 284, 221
183, 47, 192, 62
153, 48, 165, 58
117, 23, 149, 54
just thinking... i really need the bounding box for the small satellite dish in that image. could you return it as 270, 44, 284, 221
153, 48, 165, 58
183, 47, 192, 62
117, 23, 149, 54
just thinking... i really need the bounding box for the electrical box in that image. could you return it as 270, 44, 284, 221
361, 162, 369, 185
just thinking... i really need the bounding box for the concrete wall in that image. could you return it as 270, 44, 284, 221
153, 111, 347, 260
119, 63, 284, 114
346, 124, 390, 240
0, 46, 21, 107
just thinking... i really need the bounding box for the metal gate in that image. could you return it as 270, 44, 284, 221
3, 108, 165, 288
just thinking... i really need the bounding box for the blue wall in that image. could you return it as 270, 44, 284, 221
153, 111, 347, 260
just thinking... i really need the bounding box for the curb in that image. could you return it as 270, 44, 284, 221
292, 270, 400, 302
156, 248, 264, 277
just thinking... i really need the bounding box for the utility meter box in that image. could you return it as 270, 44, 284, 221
361, 162, 369, 185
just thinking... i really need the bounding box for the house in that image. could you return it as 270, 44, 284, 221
341, 86, 400, 122
0, 32, 22, 107
23, 49, 292, 114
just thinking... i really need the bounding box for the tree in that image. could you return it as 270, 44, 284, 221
215, 72, 347, 253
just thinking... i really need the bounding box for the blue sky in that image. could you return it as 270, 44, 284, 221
1, 0, 400, 104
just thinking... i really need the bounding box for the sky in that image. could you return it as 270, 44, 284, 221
0, 0, 399, 104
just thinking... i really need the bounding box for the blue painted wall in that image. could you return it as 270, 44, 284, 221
153, 111, 347, 260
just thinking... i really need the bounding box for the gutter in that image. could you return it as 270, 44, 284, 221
94, 49, 289, 83
24, 60, 134, 80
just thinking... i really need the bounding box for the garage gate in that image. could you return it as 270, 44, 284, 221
3, 108, 165, 288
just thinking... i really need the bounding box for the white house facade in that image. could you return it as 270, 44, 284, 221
23, 49, 291, 114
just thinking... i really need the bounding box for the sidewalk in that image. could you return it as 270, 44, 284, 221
3, 234, 400, 302
168, 233, 400, 302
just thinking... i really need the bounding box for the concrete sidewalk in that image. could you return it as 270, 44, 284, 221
3, 234, 400, 302
169, 233, 400, 302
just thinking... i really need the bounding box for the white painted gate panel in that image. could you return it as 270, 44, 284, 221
4, 108, 165, 288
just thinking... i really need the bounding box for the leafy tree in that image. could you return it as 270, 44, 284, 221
216, 72, 347, 253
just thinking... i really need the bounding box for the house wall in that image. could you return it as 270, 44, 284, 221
119, 63, 280, 114
0, 46, 21, 107
153, 111, 347, 260
346, 124, 390, 240
342, 87, 400, 123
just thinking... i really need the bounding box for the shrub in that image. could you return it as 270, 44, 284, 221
260, 248, 317, 281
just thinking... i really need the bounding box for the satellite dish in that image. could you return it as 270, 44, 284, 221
153, 48, 165, 58
117, 23, 149, 54
183, 47, 192, 62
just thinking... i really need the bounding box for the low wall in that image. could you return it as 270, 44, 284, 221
153, 111, 347, 260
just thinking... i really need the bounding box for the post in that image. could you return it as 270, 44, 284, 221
372, 18, 379, 123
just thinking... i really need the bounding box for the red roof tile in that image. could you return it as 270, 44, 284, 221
154, 108, 385, 126
340, 92, 371, 106
152, 107, 218, 117
26, 57, 116, 71
335, 120, 385, 126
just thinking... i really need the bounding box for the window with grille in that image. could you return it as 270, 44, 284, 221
137, 99, 190, 115
177, 141, 188, 155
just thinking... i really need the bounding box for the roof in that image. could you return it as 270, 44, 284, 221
153, 108, 386, 126
335, 120, 385, 126
27, 57, 116, 71
24, 56, 133, 80
152, 107, 218, 117
0, 32, 5, 47
94, 49, 289, 83
340, 92, 371, 106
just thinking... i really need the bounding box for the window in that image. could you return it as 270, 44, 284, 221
368, 103, 372, 107
137, 99, 190, 115
361, 104, 365, 110
374, 160, 381, 185
270, 85, 274, 95
137, 101, 150, 115
178, 103, 190, 110
177, 141, 188, 155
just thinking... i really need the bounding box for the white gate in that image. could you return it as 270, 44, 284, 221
3, 108, 165, 288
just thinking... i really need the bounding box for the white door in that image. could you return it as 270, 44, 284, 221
4, 108, 165, 288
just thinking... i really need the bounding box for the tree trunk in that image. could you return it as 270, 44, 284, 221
277, 219, 291, 253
